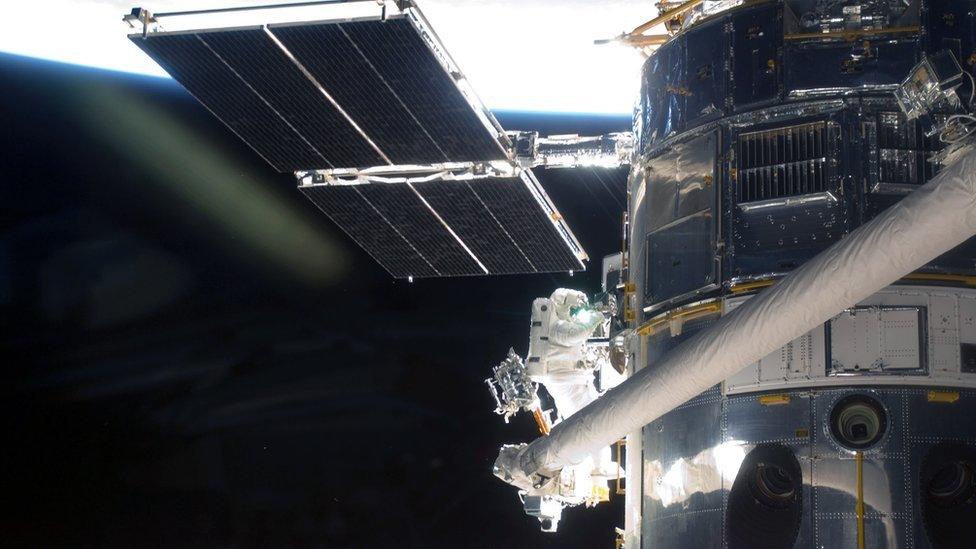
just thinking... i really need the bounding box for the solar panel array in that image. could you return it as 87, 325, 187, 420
130, 10, 591, 279
130, 16, 508, 172
300, 175, 586, 279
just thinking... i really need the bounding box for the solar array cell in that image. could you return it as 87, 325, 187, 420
199, 28, 385, 169
131, 15, 508, 172
325, 18, 507, 162
413, 181, 534, 274
300, 185, 437, 278
299, 175, 585, 279
468, 178, 584, 272
355, 184, 483, 276
132, 32, 327, 171
269, 22, 447, 165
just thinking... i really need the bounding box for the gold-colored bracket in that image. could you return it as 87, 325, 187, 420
903, 273, 976, 287
730, 271, 976, 298
532, 407, 551, 435
758, 393, 791, 406
623, 282, 637, 323
730, 278, 778, 294
785, 25, 921, 42
595, 0, 702, 49
637, 300, 723, 337
927, 390, 961, 404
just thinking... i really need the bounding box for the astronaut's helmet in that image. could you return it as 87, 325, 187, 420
549, 289, 589, 320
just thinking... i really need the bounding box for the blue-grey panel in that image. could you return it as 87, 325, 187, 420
130, 32, 328, 172
730, 1, 782, 108
643, 510, 724, 549
196, 28, 385, 170
300, 185, 437, 278
643, 132, 718, 307
906, 396, 976, 549
811, 390, 907, 457
646, 132, 718, 232
729, 116, 850, 279
684, 17, 728, 126
731, 198, 847, 277
813, 456, 908, 518
640, 38, 675, 148
355, 184, 483, 276
814, 517, 907, 549
664, 34, 687, 137
725, 392, 812, 444
925, 0, 976, 58
412, 180, 535, 274
785, 40, 920, 93
906, 388, 976, 441
642, 393, 724, 549
468, 178, 584, 273
722, 393, 816, 547
645, 211, 716, 306
269, 20, 448, 165
335, 18, 507, 163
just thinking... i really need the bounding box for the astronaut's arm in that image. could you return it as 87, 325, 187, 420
549, 314, 603, 347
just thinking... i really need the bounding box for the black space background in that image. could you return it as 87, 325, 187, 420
0, 52, 630, 547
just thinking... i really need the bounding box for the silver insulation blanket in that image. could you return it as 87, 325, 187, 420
512, 147, 976, 478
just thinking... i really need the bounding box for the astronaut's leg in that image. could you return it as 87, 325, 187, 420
540, 371, 599, 421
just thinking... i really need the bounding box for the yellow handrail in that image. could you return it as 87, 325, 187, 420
855, 451, 865, 549
637, 300, 723, 336
785, 25, 921, 42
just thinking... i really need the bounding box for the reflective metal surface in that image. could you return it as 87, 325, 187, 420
642, 132, 719, 310
629, 2, 976, 547
726, 286, 976, 395
640, 384, 976, 548
628, 2, 976, 325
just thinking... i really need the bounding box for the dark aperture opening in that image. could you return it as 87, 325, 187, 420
829, 394, 887, 450
728, 444, 803, 549
921, 442, 976, 549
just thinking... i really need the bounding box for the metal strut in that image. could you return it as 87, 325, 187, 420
154, 0, 390, 18
595, 0, 702, 48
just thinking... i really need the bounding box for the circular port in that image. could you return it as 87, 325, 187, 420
751, 463, 797, 508
922, 443, 976, 549
728, 444, 802, 549
928, 461, 976, 508
829, 395, 887, 450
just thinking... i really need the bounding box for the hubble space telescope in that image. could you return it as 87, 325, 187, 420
126, 0, 976, 547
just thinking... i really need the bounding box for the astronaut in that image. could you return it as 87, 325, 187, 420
491, 288, 621, 526
524, 288, 619, 481
526, 288, 605, 421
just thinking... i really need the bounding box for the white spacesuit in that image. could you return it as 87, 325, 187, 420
523, 288, 620, 485
492, 288, 622, 526
526, 288, 604, 420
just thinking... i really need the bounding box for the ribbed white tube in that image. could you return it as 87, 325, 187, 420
509, 147, 976, 479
